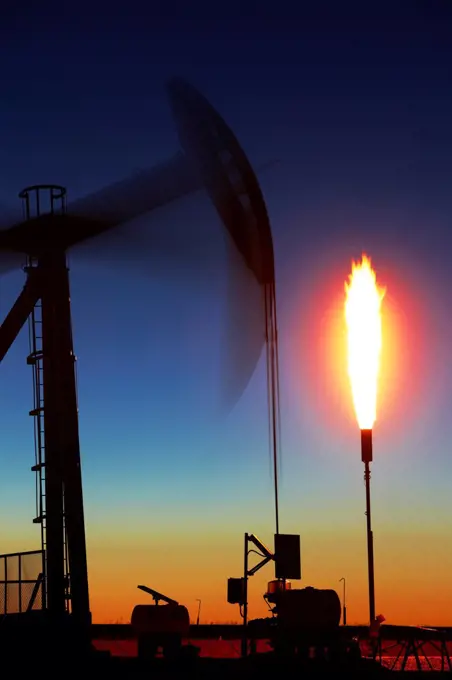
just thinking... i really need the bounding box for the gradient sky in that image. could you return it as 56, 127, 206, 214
1, 1, 452, 626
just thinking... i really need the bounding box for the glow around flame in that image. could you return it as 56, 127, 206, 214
345, 254, 385, 430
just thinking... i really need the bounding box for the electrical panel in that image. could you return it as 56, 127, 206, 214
227, 577, 245, 605
274, 533, 301, 580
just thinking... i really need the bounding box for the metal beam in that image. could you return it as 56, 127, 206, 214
247, 534, 273, 559
247, 555, 272, 577
137, 585, 178, 605
0, 272, 41, 363
40, 260, 66, 619
39, 252, 90, 629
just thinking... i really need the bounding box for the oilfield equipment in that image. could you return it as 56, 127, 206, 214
131, 586, 190, 660
227, 533, 358, 662
0, 77, 282, 659
225, 534, 452, 669
248, 584, 350, 661
228, 533, 301, 656
2, 80, 452, 673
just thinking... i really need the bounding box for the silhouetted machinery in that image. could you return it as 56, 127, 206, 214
266, 582, 342, 630
0, 75, 278, 662
254, 582, 346, 658
228, 533, 360, 662
132, 586, 190, 660
250, 582, 361, 662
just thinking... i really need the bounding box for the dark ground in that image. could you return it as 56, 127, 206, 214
89, 655, 443, 678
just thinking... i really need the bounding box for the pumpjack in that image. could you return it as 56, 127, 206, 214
0, 75, 278, 663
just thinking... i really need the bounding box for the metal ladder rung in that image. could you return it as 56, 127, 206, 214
26, 352, 43, 365
29, 407, 44, 416
28, 293, 47, 570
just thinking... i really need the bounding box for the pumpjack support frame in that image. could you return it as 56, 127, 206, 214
0, 185, 91, 634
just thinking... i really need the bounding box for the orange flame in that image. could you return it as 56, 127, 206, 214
345, 254, 386, 430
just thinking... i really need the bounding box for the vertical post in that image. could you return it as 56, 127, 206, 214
18, 554, 22, 613
265, 284, 280, 537
340, 577, 347, 626
41, 265, 66, 617
241, 533, 249, 658
3, 557, 7, 614
50, 254, 91, 630
38, 247, 91, 637
361, 429, 376, 626
41, 548, 47, 610
19, 184, 70, 620
364, 461, 375, 625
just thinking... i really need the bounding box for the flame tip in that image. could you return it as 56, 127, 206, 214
344, 253, 385, 431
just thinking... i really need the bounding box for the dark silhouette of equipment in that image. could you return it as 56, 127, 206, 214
361, 428, 376, 625
0, 78, 281, 659
227, 578, 246, 606
26, 573, 45, 612
137, 585, 179, 606
132, 586, 190, 659
0, 173, 208, 644
339, 577, 347, 626
0, 166, 211, 641
249, 582, 361, 663
0, 186, 91, 646
255, 584, 343, 656
267, 585, 341, 629
228, 533, 360, 664
274, 533, 301, 580
227, 532, 301, 657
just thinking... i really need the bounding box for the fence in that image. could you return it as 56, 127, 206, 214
0, 550, 44, 614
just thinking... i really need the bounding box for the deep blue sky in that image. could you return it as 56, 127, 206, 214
1, 1, 452, 624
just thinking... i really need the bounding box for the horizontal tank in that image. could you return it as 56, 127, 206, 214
131, 604, 190, 636
274, 586, 341, 629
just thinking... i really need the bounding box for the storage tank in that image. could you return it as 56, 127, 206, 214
274, 586, 341, 629
131, 603, 190, 636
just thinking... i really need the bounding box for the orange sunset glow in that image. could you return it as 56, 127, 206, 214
344, 254, 386, 430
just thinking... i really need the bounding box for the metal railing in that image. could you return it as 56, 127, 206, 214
0, 549, 44, 614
